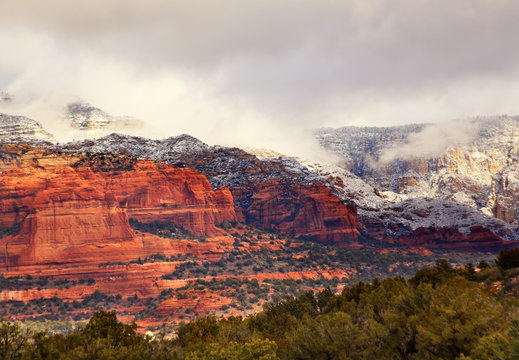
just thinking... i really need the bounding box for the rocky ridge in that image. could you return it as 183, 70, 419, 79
65, 102, 145, 139
2, 108, 518, 250
59, 133, 517, 250
0, 114, 54, 142
59, 134, 362, 245
250, 150, 519, 250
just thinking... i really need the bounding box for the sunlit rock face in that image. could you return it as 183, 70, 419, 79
489, 163, 519, 224
61, 134, 363, 245
0, 144, 237, 271
0, 140, 362, 275
239, 181, 360, 245
60, 132, 518, 251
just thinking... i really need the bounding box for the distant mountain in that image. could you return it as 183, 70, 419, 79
65, 102, 144, 138
0, 113, 54, 142
0, 101, 145, 143
59, 132, 519, 251
1, 108, 518, 250
316, 116, 519, 237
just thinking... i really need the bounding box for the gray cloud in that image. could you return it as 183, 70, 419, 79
1, 0, 519, 158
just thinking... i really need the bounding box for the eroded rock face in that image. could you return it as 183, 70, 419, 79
362, 218, 518, 251
316, 116, 519, 219
315, 117, 519, 248
489, 163, 519, 224
240, 182, 360, 244
0, 114, 54, 142
0, 145, 237, 270
60, 134, 363, 244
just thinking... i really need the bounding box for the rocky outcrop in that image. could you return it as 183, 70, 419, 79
61, 134, 363, 244
0, 145, 237, 270
363, 217, 519, 251
65, 102, 144, 137
0, 114, 54, 142
290, 157, 519, 251
316, 116, 519, 247
316, 116, 519, 211
488, 163, 519, 224
241, 182, 360, 244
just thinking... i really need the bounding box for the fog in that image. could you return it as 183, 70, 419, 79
1, 0, 519, 159
379, 120, 480, 163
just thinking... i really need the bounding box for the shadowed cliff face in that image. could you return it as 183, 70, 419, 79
239, 182, 360, 245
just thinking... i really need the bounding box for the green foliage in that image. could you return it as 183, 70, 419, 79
185, 338, 279, 360
129, 218, 198, 241
0, 319, 30, 360
83, 311, 140, 348
478, 259, 491, 269
0, 275, 76, 291
22, 311, 160, 360
177, 316, 220, 347
3, 262, 519, 359
415, 278, 506, 359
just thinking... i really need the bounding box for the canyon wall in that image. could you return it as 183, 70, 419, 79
0, 145, 237, 271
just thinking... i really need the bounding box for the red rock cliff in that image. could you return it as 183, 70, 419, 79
0, 146, 237, 269
361, 216, 519, 252
235, 182, 361, 244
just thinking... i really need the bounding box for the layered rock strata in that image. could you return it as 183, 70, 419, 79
0, 145, 236, 271
60, 134, 363, 244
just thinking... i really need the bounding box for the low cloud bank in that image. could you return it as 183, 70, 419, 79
379, 120, 480, 163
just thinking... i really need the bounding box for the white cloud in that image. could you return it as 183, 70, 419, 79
379, 120, 480, 163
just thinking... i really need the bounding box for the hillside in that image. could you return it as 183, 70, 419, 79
316, 116, 519, 245
0, 142, 491, 331
1, 110, 519, 331
2, 256, 519, 359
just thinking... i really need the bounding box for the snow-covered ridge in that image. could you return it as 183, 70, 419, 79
0, 114, 54, 141
2, 108, 519, 241
250, 147, 519, 239
57, 131, 519, 240
316, 116, 519, 227
65, 102, 144, 138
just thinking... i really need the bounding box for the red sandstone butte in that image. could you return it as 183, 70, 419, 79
235, 181, 361, 245
0, 146, 237, 270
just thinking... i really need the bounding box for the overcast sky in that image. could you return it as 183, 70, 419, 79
1, 0, 519, 156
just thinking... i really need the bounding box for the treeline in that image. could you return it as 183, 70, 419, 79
129, 218, 206, 242
0, 275, 96, 291
3, 251, 519, 359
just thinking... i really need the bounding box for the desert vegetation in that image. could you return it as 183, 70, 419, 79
3, 252, 519, 359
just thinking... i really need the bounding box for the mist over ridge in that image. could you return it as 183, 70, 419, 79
2, 0, 519, 160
